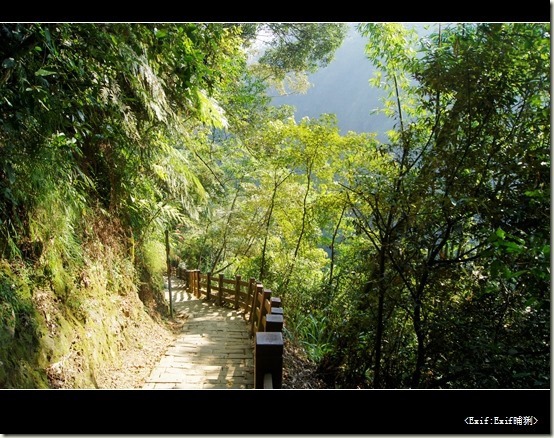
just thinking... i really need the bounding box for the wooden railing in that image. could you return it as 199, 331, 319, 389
176, 268, 284, 389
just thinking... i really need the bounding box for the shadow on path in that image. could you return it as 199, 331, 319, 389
143, 277, 254, 389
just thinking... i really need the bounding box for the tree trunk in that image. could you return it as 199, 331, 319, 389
259, 182, 277, 282
410, 269, 430, 388
411, 299, 425, 387
373, 244, 387, 389
328, 204, 346, 288
211, 185, 240, 273
281, 162, 312, 292
259, 171, 292, 282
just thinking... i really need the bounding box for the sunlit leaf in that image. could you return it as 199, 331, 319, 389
34, 68, 56, 77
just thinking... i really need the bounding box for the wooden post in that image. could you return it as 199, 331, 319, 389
218, 273, 224, 306
263, 373, 273, 389
258, 289, 271, 333
255, 332, 283, 389
165, 230, 173, 319
250, 283, 263, 335
199, 270, 202, 297
234, 275, 241, 310
196, 270, 201, 298
207, 272, 212, 300
265, 314, 284, 332
247, 278, 256, 322
266, 296, 283, 331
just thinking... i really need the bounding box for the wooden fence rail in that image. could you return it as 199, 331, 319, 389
176, 268, 284, 389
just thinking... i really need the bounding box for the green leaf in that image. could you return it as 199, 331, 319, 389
155, 29, 168, 39
505, 269, 526, 279
524, 189, 543, 198
35, 68, 56, 77
501, 240, 524, 253
195, 89, 228, 129
495, 227, 506, 239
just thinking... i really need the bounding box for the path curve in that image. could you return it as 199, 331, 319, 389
143, 277, 254, 389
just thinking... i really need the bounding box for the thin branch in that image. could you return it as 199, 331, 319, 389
192, 149, 225, 190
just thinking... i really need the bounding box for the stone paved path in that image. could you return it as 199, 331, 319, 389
143, 277, 254, 389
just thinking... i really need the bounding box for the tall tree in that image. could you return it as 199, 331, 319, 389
340, 22, 551, 388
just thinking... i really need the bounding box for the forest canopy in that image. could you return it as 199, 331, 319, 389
0, 22, 549, 389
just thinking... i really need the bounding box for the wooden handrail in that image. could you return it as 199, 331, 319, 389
256, 300, 284, 389
177, 268, 284, 389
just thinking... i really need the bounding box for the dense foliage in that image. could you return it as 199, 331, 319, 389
0, 22, 548, 389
